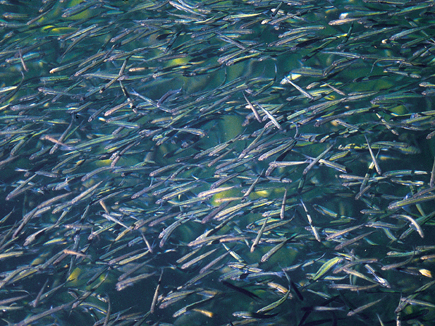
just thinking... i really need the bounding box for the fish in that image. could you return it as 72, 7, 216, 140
1, 1, 435, 325
312, 257, 343, 282
347, 298, 383, 317
256, 290, 290, 314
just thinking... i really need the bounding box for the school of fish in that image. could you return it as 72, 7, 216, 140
1, 0, 435, 325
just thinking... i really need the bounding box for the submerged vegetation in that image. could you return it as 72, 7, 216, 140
1, 0, 435, 325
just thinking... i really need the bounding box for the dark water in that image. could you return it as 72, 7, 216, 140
1, 0, 435, 325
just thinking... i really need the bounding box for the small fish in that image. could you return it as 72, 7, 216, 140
334, 231, 375, 251
256, 290, 290, 314
347, 298, 383, 316
312, 257, 343, 281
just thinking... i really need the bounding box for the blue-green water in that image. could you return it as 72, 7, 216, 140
1, 0, 435, 325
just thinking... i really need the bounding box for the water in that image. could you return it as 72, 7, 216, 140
1, 0, 435, 325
